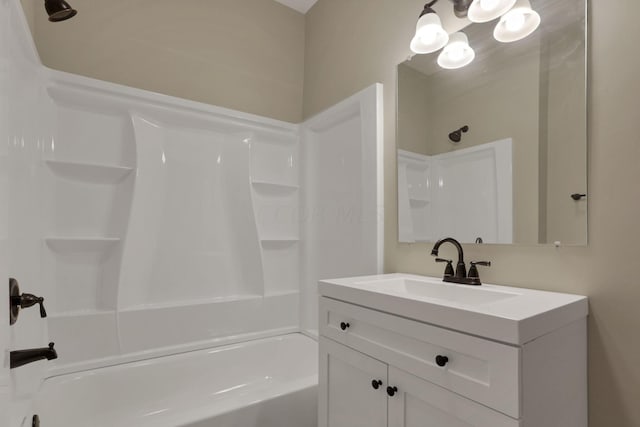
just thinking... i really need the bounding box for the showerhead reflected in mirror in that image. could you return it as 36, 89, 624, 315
397, 0, 586, 246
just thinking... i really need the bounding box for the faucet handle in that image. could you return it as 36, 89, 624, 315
468, 261, 491, 281
470, 261, 491, 267
18, 293, 47, 318
435, 258, 454, 277
9, 279, 48, 325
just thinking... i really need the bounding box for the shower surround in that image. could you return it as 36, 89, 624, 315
44, 72, 305, 369
0, 0, 383, 424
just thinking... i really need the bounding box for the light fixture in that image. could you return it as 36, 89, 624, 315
437, 32, 475, 69
410, 2, 449, 54
493, 0, 541, 43
467, 0, 517, 23
408, 0, 541, 69
451, 0, 473, 18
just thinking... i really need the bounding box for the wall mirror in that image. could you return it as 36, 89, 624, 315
397, 0, 586, 245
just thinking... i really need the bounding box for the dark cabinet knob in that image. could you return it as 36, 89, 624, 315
386, 386, 398, 397
340, 322, 350, 331
371, 379, 383, 390
435, 355, 449, 367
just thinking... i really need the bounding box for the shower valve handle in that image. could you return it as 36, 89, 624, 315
13, 293, 47, 318
18, 293, 47, 318
9, 278, 47, 325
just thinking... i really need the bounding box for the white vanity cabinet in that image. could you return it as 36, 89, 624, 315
318, 274, 588, 427
320, 336, 519, 427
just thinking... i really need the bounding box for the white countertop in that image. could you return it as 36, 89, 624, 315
318, 273, 588, 345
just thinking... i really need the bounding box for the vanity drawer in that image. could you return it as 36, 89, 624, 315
319, 297, 521, 418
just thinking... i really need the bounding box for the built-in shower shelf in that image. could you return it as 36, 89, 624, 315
251, 180, 299, 192
49, 309, 114, 319
45, 160, 134, 184
120, 294, 264, 312
45, 237, 121, 253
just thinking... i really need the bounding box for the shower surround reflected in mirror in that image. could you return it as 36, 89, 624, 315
397, 0, 586, 245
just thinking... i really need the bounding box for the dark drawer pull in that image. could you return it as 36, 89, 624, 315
340, 322, 350, 331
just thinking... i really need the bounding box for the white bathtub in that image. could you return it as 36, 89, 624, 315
34, 334, 318, 427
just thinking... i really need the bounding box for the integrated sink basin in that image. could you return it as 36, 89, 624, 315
318, 273, 588, 345
355, 276, 520, 306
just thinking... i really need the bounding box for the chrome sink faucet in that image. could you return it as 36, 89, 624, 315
430, 237, 490, 286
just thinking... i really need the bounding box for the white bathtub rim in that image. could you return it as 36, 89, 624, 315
37, 332, 318, 427
46, 327, 303, 378
39, 376, 318, 427
133, 380, 317, 427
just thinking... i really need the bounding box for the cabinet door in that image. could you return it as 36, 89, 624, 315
387, 366, 521, 427
319, 337, 388, 427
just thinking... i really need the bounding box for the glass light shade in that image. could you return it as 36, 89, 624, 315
493, 0, 541, 42
467, 0, 516, 23
437, 32, 475, 69
410, 13, 449, 54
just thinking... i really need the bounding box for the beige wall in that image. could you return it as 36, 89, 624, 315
19, 0, 34, 33
305, 1, 640, 426
396, 64, 431, 156
21, 0, 305, 123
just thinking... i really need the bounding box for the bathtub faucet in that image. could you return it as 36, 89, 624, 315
10, 342, 58, 369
